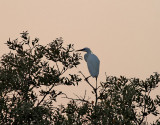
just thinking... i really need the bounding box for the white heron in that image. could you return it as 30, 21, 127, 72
77, 47, 100, 84
77, 47, 100, 106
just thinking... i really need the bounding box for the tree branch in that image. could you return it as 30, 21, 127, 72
62, 92, 91, 104
79, 71, 98, 107
56, 62, 60, 73
36, 84, 55, 107
36, 66, 68, 107
79, 71, 95, 91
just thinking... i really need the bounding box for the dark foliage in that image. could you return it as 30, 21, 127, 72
0, 32, 81, 124
54, 74, 160, 125
0, 32, 160, 124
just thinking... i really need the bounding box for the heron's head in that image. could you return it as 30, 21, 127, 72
76, 47, 91, 53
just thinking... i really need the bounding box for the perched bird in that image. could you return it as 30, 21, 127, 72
77, 47, 100, 106
76, 47, 100, 82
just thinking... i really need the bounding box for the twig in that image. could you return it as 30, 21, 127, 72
79, 71, 95, 92
56, 62, 60, 73
83, 90, 87, 99
79, 71, 99, 108
60, 67, 68, 74
36, 84, 55, 107
62, 92, 91, 104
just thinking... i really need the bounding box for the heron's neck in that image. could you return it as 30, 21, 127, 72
84, 53, 89, 62
86, 50, 91, 54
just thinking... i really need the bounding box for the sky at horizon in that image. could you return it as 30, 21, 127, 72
1, 0, 160, 79
0, 0, 160, 122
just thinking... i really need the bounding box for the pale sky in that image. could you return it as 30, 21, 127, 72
1, 0, 160, 79
0, 0, 160, 122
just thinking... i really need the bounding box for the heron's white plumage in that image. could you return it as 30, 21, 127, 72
86, 53, 100, 77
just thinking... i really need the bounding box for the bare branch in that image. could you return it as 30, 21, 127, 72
62, 92, 91, 104
79, 71, 95, 91
79, 71, 99, 107
56, 62, 60, 73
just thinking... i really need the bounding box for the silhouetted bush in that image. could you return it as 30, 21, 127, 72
0, 32, 160, 124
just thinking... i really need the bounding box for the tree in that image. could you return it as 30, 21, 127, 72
54, 73, 160, 125
0, 32, 160, 125
0, 31, 82, 124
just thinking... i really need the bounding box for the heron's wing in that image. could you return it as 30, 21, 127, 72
87, 54, 100, 77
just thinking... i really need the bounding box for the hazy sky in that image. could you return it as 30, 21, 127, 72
0, 0, 160, 122
1, 0, 160, 79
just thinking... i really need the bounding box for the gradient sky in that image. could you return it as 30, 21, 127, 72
1, 0, 160, 122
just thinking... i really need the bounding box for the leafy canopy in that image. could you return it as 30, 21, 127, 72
0, 32, 160, 125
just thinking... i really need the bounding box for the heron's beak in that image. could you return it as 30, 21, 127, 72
76, 49, 85, 52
